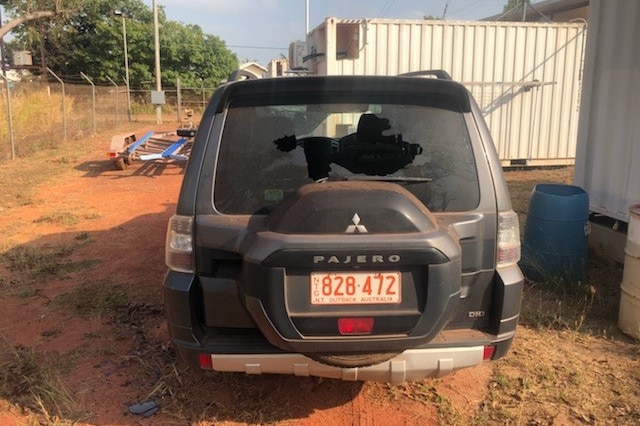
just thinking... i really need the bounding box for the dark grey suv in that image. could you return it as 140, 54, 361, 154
163, 72, 523, 384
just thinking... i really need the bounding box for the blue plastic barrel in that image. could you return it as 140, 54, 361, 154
521, 183, 589, 284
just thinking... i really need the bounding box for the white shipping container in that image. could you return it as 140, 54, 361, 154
305, 18, 587, 166
574, 0, 640, 222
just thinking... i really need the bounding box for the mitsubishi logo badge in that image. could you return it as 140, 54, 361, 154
346, 213, 368, 233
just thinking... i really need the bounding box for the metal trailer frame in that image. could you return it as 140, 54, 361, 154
107, 130, 195, 170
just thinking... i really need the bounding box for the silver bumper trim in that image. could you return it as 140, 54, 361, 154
210, 346, 485, 384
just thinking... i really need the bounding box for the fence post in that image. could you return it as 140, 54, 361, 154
0, 74, 16, 160
46, 67, 67, 141
80, 72, 97, 135
123, 77, 134, 122
176, 77, 182, 125
201, 83, 205, 110
106, 76, 119, 127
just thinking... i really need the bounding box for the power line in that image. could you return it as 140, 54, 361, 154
380, 0, 397, 18
448, 0, 486, 17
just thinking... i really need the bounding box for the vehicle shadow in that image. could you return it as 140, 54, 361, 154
168, 365, 366, 425
74, 159, 186, 178
0, 206, 366, 426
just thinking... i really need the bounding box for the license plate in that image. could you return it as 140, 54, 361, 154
310, 272, 401, 305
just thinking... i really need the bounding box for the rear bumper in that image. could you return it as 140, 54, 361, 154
163, 266, 521, 384
207, 345, 487, 385
171, 329, 515, 384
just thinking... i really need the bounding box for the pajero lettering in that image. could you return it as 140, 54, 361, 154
312, 255, 401, 264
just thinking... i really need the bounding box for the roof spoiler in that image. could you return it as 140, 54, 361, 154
228, 68, 263, 81
228, 68, 452, 81
398, 70, 452, 80
227, 62, 268, 82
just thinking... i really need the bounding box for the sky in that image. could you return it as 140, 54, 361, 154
141, 0, 509, 65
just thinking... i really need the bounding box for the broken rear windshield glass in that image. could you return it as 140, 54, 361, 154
213, 100, 479, 214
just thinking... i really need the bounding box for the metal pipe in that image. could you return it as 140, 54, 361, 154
106, 76, 119, 127
80, 72, 96, 134
202, 83, 205, 109
46, 67, 67, 141
114, 10, 132, 122
305, 0, 309, 34
176, 77, 182, 125
121, 15, 132, 122
153, 0, 162, 124
0, 73, 15, 159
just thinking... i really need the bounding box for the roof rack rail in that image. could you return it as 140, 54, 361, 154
228, 68, 262, 81
399, 70, 452, 80
227, 62, 268, 82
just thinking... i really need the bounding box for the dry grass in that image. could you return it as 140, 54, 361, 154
0, 122, 141, 211
0, 243, 99, 298
52, 279, 129, 318
0, 151, 75, 209
505, 167, 623, 332
0, 338, 90, 425
477, 167, 640, 425
0, 89, 74, 159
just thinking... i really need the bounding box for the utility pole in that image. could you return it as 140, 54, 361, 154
114, 10, 132, 122
305, 0, 309, 34
442, 1, 450, 20
153, 0, 163, 124
522, 0, 528, 22
0, 10, 5, 76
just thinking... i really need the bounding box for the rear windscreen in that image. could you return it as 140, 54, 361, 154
214, 100, 480, 214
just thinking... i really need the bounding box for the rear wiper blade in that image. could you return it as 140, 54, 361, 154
344, 176, 432, 183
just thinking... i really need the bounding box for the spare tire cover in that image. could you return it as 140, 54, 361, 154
267, 181, 437, 234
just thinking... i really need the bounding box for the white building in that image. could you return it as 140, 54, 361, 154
302, 17, 587, 167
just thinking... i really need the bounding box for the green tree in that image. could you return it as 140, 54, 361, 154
0, 8, 55, 40
4, 0, 238, 88
159, 20, 237, 87
0, 0, 82, 71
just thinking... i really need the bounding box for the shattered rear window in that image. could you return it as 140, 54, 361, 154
214, 97, 479, 214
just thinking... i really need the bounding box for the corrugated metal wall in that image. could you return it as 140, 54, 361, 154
574, 0, 640, 222
306, 18, 587, 166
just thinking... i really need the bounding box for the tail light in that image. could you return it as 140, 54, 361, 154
497, 210, 521, 267
483, 345, 495, 362
165, 215, 194, 273
198, 353, 213, 369
338, 317, 374, 335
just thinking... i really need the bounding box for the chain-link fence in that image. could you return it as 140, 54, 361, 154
0, 76, 216, 162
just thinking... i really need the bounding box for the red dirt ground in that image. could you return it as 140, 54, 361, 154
0, 127, 492, 425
